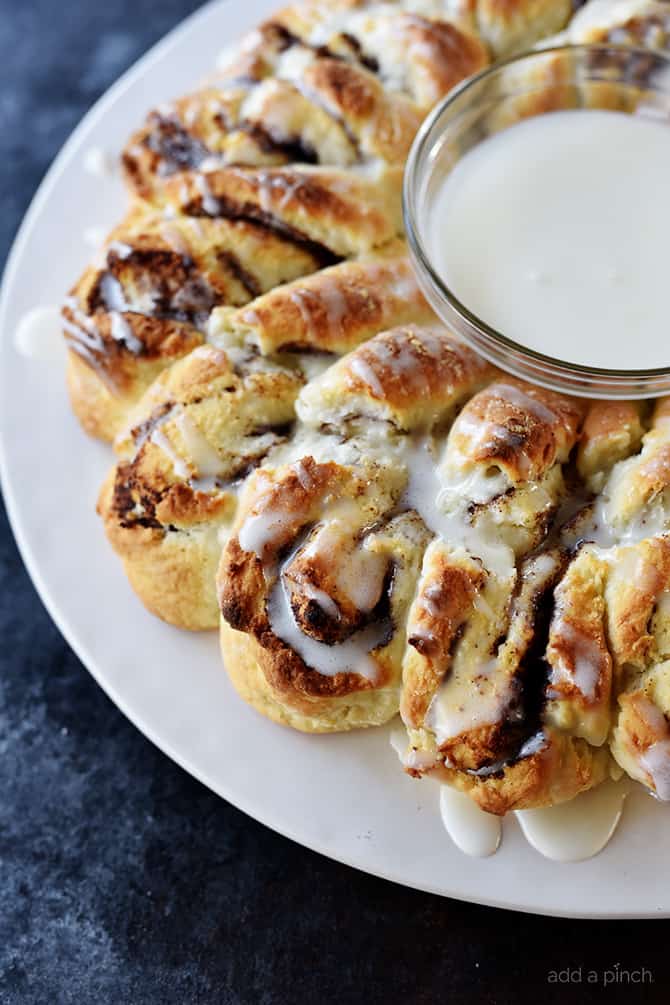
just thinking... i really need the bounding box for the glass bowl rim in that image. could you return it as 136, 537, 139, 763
403, 42, 670, 383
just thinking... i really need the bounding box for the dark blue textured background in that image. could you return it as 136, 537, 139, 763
0, 3, 668, 1002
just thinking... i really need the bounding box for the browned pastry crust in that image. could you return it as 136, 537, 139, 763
445, 377, 584, 484
217, 459, 419, 729
403, 544, 613, 814
159, 164, 404, 258
296, 322, 497, 430
395, 380, 608, 813
577, 399, 646, 490
547, 534, 670, 801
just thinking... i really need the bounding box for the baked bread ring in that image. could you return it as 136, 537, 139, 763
62, 1, 670, 820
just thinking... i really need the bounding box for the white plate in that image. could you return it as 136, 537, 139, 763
1, 0, 668, 919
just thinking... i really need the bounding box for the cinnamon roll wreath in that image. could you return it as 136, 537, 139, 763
60, 0, 670, 816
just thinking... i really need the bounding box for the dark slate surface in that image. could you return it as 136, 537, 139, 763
0, 2, 668, 1002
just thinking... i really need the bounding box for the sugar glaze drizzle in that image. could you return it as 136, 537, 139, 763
14, 306, 64, 362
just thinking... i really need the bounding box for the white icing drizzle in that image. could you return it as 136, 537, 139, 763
390, 725, 440, 770
515, 779, 631, 862
493, 383, 557, 424
300, 514, 387, 612
390, 732, 630, 860
437, 465, 510, 508
83, 146, 116, 179
109, 312, 143, 354
426, 657, 515, 745
98, 273, 128, 313
14, 306, 64, 362
401, 438, 515, 578
159, 223, 191, 258
548, 618, 603, 700
174, 413, 225, 478
150, 427, 190, 480
195, 172, 221, 215
83, 226, 108, 248
238, 498, 304, 557
517, 731, 547, 759
240, 460, 323, 554
267, 567, 384, 680
252, 169, 304, 214
62, 296, 105, 353
641, 740, 670, 800
302, 583, 341, 621
453, 411, 512, 453
289, 289, 321, 343
314, 276, 348, 339
439, 785, 502, 858
107, 240, 133, 260
348, 356, 386, 398
291, 459, 314, 491
567, 422, 670, 550
295, 352, 334, 382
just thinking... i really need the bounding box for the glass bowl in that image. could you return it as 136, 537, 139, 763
404, 44, 670, 399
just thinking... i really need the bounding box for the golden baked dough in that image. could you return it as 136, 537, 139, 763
395, 381, 610, 813
549, 534, 670, 801
577, 399, 646, 491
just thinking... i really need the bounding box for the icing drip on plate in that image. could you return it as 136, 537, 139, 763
83, 146, 117, 179
14, 307, 64, 362
439, 785, 502, 858
516, 779, 631, 862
